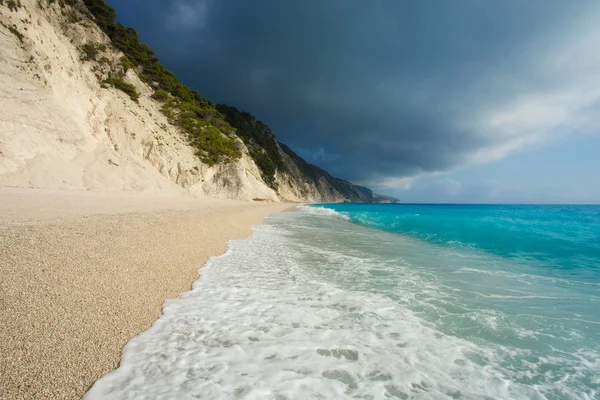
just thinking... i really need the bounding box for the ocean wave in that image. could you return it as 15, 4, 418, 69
298, 205, 351, 220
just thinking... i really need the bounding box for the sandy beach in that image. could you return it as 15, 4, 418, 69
0, 188, 291, 399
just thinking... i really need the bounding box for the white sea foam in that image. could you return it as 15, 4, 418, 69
85, 208, 600, 399
297, 205, 351, 220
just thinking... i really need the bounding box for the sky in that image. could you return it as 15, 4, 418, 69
105, 0, 600, 203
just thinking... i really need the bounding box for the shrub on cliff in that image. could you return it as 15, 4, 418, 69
151, 89, 169, 102
80, 42, 107, 61
120, 56, 134, 72
104, 77, 139, 103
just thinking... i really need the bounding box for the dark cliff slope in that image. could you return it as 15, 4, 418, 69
218, 105, 398, 203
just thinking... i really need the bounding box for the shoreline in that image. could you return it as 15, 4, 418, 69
0, 188, 292, 399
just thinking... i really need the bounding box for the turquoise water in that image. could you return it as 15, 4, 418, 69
316, 204, 600, 273
87, 204, 600, 399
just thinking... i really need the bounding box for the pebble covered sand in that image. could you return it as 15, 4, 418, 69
0, 188, 291, 399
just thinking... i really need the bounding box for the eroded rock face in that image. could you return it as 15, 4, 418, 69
0, 0, 277, 201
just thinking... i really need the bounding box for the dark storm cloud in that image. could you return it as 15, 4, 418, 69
106, 0, 600, 185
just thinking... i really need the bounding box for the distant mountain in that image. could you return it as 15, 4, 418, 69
354, 186, 401, 204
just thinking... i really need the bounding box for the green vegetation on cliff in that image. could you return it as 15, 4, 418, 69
160, 98, 241, 166
103, 77, 139, 102
216, 105, 286, 189
81, 0, 240, 166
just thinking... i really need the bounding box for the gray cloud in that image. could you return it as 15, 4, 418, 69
107, 0, 600, 185
164, 1, 210, 31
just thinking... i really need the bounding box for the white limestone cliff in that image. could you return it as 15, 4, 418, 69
0, 0, 278, 201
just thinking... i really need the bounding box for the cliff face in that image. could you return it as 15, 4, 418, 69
217, 105, 398, 203
276, 144, 372, 203
0, 0, 397, 203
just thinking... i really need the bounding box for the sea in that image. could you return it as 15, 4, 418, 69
85, 204, 600, 400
